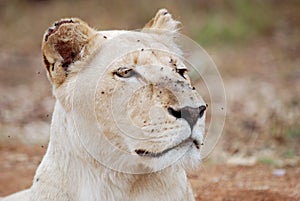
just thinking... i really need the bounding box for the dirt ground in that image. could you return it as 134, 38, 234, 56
0, 1, 300, 200
0, 143, 299, 201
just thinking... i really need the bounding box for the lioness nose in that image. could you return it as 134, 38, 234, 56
168, 105, 206, 128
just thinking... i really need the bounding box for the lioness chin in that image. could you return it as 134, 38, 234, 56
1, 9, 206, 201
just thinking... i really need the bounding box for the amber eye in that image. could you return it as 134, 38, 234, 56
113, 67, 135, 78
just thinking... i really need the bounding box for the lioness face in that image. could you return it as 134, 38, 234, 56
94, 44, 206, 166
42, 9, 206, 172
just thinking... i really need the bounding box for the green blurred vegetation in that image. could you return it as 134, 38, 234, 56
195, 0, 275, 46
287, 126, 300, 140
0, 0, 299, 51
257, 158, 276, 165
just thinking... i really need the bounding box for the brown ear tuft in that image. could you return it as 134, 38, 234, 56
42, 18, 98, 86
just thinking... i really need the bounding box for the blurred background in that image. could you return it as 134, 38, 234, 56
0, 0, 299, 200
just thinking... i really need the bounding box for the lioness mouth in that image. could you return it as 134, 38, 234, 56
135, 137, 200, 158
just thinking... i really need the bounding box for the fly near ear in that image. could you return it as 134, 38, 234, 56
143, 9, 181, 33
42, 18, 100, 86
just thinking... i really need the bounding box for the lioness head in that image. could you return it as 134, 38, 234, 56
42, 9, 206, 173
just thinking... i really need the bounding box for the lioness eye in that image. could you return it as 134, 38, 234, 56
176, 68, 188, 79
114, 67, 135, 78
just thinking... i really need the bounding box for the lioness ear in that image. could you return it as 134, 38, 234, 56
143, 8, 180, 32
42, 18, 99, 86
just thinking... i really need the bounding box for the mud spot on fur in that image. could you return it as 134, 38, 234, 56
134, 55, 138, 64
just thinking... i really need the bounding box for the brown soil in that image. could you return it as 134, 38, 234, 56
0, 144, 299, 201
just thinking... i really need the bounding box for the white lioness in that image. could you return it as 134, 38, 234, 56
1, 9, 206, 201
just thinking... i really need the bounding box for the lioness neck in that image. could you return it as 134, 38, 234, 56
31, 101, 193, 201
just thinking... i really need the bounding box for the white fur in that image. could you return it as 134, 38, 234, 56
1, 9, 205, 201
